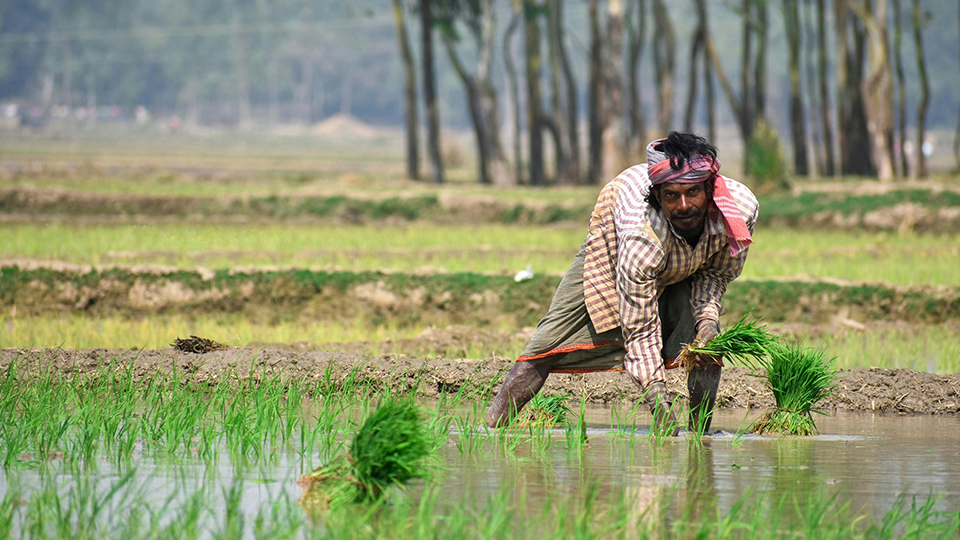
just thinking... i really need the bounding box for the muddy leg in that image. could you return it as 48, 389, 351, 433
687, 363, 722, 433
484, 355, 562, 428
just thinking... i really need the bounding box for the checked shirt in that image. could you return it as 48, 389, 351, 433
582, 164, 759, 387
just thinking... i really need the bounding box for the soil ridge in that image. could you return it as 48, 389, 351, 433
2, 348, 957, 415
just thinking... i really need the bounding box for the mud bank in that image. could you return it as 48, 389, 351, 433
3, 348, 957, 415
4, 264, 959, 327
4, 187, 960, 232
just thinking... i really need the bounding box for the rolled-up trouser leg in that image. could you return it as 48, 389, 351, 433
687, 363, 722, 433
484, 354, 563, 428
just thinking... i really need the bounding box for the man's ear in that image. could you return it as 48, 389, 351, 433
652, 185, 661, 205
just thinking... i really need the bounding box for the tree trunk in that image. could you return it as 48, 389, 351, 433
393, 0, 420, 180
443, 0, 512, 186
626, 0, 648, 152
525, 1, 545, 185
753, 0, 768, 120
853, 0, 895, 181
892, 0, 908, 177
421, 0, 444, 184
604, 0, 627, 179
547, 0, 579, 184
504, 10, 524, 184
651, 0, 675, 134
817, 0, 836, 176
587, 0, 605, 185
783, 0, 808, 175
912, 0, 930, 178
684, 0, 705, 133
802, 0, 822, 176
835, 0, 875, 176
701, 1, 716, 142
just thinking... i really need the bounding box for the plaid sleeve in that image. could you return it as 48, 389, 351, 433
616, 228, 666, 389
690, 218, 756, 327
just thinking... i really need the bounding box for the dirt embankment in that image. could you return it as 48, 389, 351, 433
4, 265, 960, 330
4, 186, 960, 232
3, 348, 958, 415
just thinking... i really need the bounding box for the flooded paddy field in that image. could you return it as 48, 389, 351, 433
1, 394, 958, 537
0, 349, 958, 537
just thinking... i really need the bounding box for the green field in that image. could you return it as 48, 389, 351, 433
4, 222, 959, 286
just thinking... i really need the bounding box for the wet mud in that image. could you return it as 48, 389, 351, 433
2, 347, 957, 415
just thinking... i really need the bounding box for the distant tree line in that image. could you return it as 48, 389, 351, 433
396, 0, 959, 185
1, 0, 959, 184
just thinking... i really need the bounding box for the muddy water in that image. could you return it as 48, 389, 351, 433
2, 409, 958, 534
441, 409, 960, 523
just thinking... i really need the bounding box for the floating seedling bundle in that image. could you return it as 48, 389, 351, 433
298, 399, 435, 506
677, 315, 777, 371
749, 343, 837, 436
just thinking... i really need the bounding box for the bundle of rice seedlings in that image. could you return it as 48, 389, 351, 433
518, 393, 570, 428
677, 315, 778, 371
749, 343, 837, 436
298, 398, 434, 506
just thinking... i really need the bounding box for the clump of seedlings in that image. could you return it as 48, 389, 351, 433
749, 343, 837, 436
517, 393, 570, 429
678, 315, 777, 371
298, 398, 434, 506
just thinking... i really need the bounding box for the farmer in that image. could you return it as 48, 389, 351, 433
484, 131, 758, 435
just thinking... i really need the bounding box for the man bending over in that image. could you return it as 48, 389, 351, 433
485, 132, 759, 435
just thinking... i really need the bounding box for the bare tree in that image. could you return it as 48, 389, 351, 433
834, 0, 875, 176
651, 0, 675, 134
683, 0, 704, 134
524, 0, 546, 185
393, 0, 420, 180
442, 0, 513, 185
603, 0, 629, 179
850, 0, 895, 181
547, 0, 581, 184
420, 0, 445, 184
911, 0, 930, 178
783, 0, 808, 175
892, 0, 908, 177
704, 0, 768, 173
626, 0, 648, 151
503, 8, 524, 184
587, 0, 605, 184
816, 0, 836, 176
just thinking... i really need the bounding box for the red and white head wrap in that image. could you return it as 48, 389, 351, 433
646, 138, 753, 256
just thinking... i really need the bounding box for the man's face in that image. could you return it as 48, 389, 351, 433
655, 181, 710, 233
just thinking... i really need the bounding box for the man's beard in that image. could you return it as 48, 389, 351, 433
669, 208, 705, 232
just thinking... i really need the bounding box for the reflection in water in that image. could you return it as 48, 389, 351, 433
683, 440, 717, 522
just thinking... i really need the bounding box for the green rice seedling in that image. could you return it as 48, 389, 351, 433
298, 398, 435, 505
749, 343, 837, 436
678, 314, 778, 371
564, 394, 589, 452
